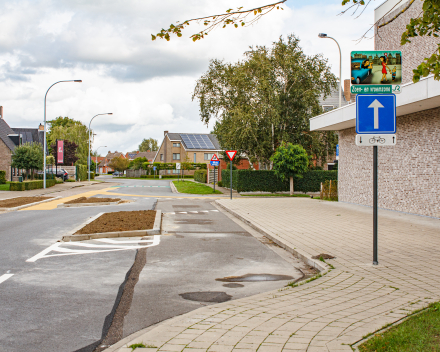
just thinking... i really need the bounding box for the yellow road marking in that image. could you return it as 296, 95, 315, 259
21, 187, 116, 211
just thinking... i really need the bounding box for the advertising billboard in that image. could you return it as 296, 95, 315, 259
57, 140, 64, 164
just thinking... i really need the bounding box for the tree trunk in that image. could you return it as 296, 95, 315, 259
290, 176, 294, 196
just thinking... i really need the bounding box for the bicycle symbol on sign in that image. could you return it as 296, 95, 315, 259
369, 136, 386, 144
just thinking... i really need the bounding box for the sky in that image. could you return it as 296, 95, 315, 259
0, 0, 378, 154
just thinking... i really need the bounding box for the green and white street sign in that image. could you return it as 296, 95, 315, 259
351, 85, 401, 95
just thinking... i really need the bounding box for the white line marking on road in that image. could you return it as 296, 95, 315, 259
212, 210, 219, 212
200, 210, 209, 213
26, 236, 161, 262
0, 274, 14, 285
189, 211, 198, 213
178, 212, 187, 214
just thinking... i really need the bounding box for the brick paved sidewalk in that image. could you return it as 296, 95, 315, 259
112, 198, 440, 352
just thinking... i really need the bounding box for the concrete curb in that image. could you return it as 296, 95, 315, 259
215, 201, 328, 273
169, 181, 179, 194
0, 196, 61, 212
57, 200, 124, 208
62, 210, 162, 242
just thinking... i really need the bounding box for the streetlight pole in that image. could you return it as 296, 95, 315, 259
318, 33, 342, 108
43, 80, 82, 189
95, 146, 107, 174
88, 113, 112, 181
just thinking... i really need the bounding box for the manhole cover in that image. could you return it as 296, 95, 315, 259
223, 283, 244, 288
179, 291, 232, 303
216, 273, 294, 282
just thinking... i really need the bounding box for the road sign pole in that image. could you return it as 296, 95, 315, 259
373, 145, 378, 265
214, 166, 216, 192
230, 161, 232, 200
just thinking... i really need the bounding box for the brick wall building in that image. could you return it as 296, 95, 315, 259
310, 0, 440, 218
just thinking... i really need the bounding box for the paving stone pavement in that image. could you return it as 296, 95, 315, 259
113, 198, 440, 352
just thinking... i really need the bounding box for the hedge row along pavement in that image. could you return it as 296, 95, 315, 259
194, 170, 207, 183
10, 179, 56, 191
0, 170, 6, 184
221, 170, 338, 193
139, 175, 193, 179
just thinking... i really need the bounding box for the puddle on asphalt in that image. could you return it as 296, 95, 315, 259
216, 273, 294, 282
179, 291, 232, 303
222, 283, 244, 288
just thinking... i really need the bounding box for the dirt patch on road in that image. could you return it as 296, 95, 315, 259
65, 196, 121, 204
74, 210, 156, 234
0, 197, 52, 208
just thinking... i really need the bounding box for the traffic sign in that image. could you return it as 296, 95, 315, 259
153, 166, 156, 171
336, 144, 339, 160
226, 150, 237, 161
356, 94, 396, 134
211, 154, 219, 162
176, 163, 181, 170
351, 85, 401, 95
210, 160, 220, 166
355, 134, 396, 146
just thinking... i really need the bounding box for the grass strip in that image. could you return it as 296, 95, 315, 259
358, 302, 440, 351
0, 182, 11, 191
241, 193, 311, 198
173, 181, 222, 194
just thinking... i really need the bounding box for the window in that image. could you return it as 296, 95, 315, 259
322, 105, 334, 113
160, 154, 164, 161
173, 143, 180, 148
172, 169, 180, 174
194, 153, 197, 163
173, 153, 180, 160
204, 153, 214, 160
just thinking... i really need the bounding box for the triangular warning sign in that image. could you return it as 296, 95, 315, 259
226, 150, 237, 161
211, 154, 219, 161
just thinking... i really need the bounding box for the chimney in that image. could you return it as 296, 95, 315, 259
0, 106, 3, 119
38, 123, 44, 131
344, 80, 351, 103
164, 130, 168, 136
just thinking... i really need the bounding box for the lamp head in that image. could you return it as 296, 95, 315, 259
318, 33, 328, 38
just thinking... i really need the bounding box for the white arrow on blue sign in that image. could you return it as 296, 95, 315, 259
356, 94, 396, 134
210, 160, 220, 166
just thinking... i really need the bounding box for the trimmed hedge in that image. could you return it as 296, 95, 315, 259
76, 165, 87, 181
194, 170, 207, 183
221, 170, 338, 193
139, 175, 192, 179
10, 179, 56, 191
0, 170, 6, 184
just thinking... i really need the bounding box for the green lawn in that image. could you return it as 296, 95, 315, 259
241, 193, 311, 198
173, 181, 222, 194
359, 302, 440, 352
0, 182, 11, 191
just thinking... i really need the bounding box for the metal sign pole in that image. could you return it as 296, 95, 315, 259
373, 145, 378, 265
214, 166, 216, 192
55, 139, 58, 179
230, 161, 232, 200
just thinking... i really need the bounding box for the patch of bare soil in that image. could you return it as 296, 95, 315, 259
0, 197, 52, 208
75, 210, 156, 234
65, 197, 120, 204
312, 253, 335, 259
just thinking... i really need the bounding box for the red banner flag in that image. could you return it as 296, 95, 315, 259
57, 140, 64, 164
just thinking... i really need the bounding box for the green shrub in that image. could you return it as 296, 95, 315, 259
95, 173, 100, 176
108, 170, 114, 175
66, 179, 76, 182
221, 170, 337, 193
194, 170, 207, 183
76, 165, 87, 181
217, 180, 223, 187
9, 179, 56, 191
0, 170, 6, 184
138, 175, 192, 179
90, 172, 95, 180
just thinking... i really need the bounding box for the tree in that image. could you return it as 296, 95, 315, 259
129, 157, 148, 170
271, 143, 309, 195
11, 143, 44, 179
341, 0, 440, 83
138, 138, 159, 152
109, 156, 130, 176
50, 140, 79, 166
47, 117, 91, 165
46, 155, 55, 167
153, 1, 440, 83
193, 34, 337, 165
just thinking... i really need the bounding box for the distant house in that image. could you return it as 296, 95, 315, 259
125, 151, 156, 162
98, 151, 126, 174
0, 106, 44, 180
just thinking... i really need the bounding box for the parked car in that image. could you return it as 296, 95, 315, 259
351, 59, 372, 84
113, 171, 121, 177
39, 169, 69, 181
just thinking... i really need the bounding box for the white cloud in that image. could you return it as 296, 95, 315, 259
0, 0, 376, 153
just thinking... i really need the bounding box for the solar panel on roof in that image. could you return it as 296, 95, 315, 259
181, 134, 216, 150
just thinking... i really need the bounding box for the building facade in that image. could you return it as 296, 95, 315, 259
310, 0, 440, 218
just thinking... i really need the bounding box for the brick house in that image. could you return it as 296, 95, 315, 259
98, 151, 126, 174
310, 0, 440, 218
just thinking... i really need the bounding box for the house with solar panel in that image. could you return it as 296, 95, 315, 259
153, 131, 223, 176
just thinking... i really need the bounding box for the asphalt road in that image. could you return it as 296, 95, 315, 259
0, 177, 306, 352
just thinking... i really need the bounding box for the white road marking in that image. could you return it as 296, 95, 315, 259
189, 211, 198, 213
200, 210, 209, 213
0, 274, 14, 285
26, 236, 161, 262
178, 212, 187, 214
